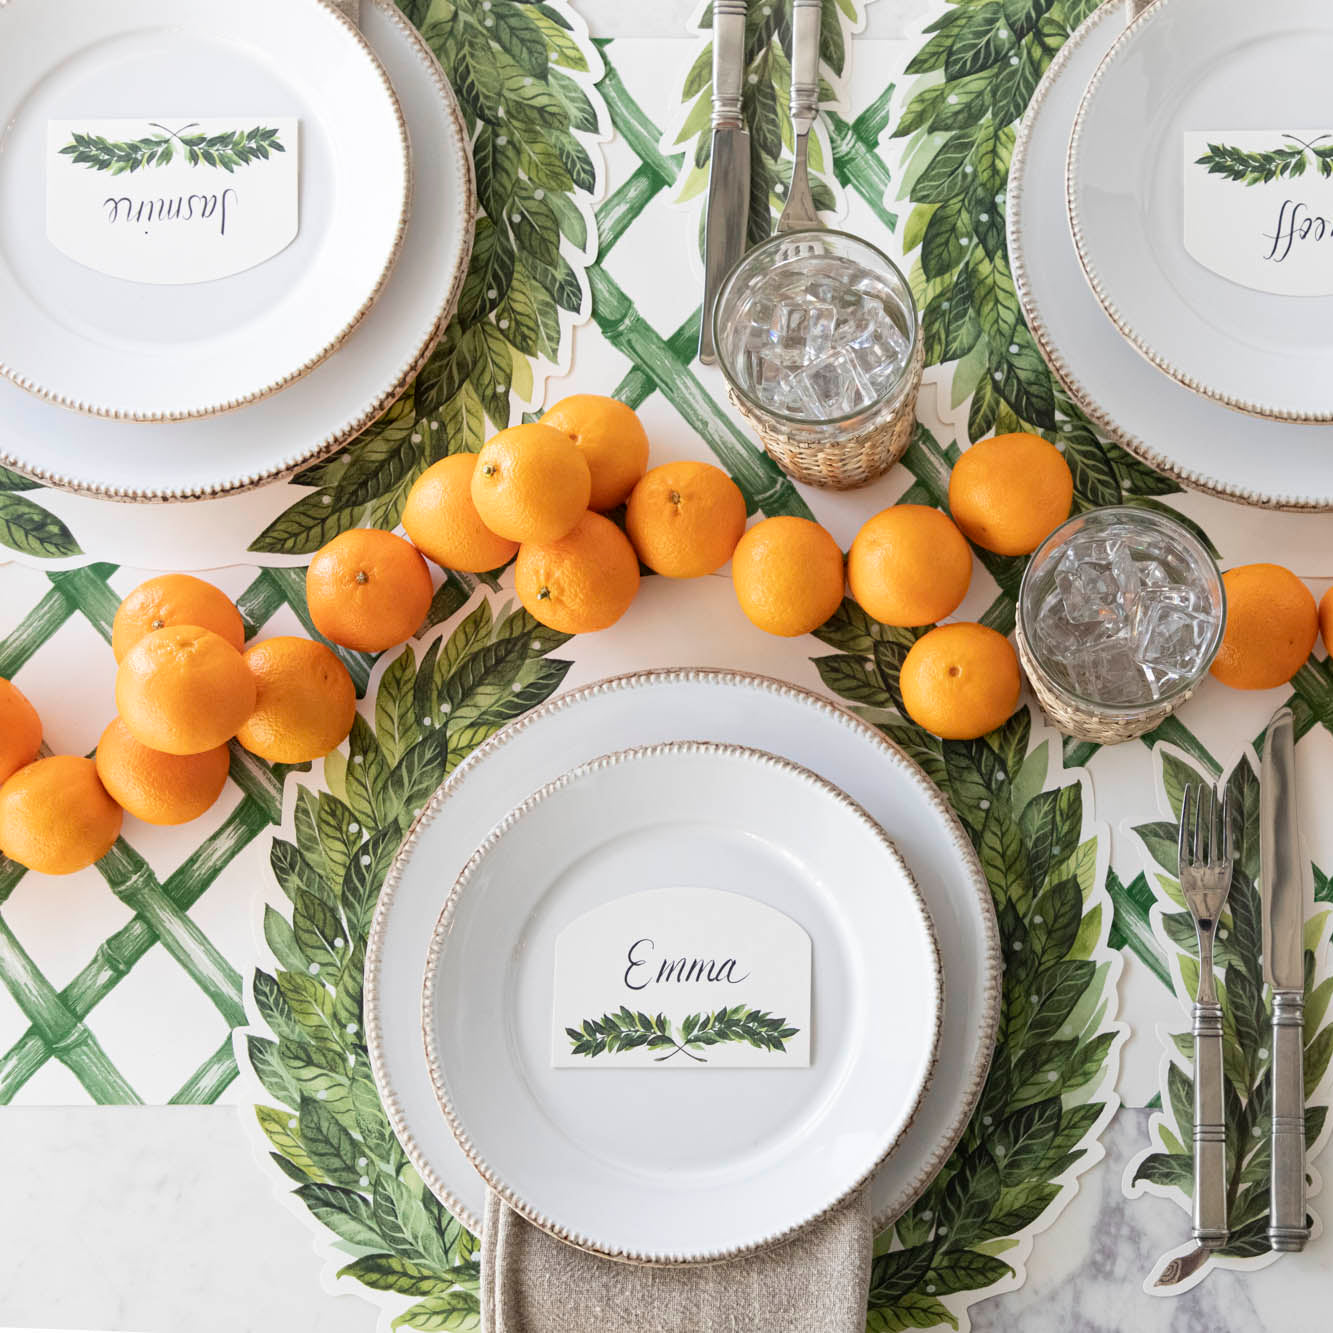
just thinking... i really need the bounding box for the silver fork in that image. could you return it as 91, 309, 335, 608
1179, 781, 1235, 1249
775, 0, 823, 251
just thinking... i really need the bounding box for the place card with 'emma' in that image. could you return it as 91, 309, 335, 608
46, 117, 299, 285
552, 886, 812, 1069
1184, 129, 1333, 296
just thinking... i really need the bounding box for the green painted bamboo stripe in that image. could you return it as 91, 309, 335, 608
597, 162, 666, 256
588, 265, 814, 521
45, 565, 122, 642
255, 568, 373, 694
852, 81, 898, 148
1142, 715, 1220, 775
0, 914, 143, 1104
0, 857, 27, 911
1106, 869, 1171, 988
828, 111, 898, 234
979, 593, 1015, 636
169, 1033, 239, 1105
0, 797, 273, 1103
0, 798, 273, 1101
1062, 737, 1098, 771
226, 742, 288, 826
596, 49, 682, 188
96, 840, 246, 1028
235, 572, 289, 641
1289, 661, 1333, 736
611, 309, 700, 412
0, 588, 75, 678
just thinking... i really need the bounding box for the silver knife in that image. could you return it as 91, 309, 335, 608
1262, 705, 1309, 1251
698, 0, 751, 365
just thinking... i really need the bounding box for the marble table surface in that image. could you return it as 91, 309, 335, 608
0, 1105, 1325, 1332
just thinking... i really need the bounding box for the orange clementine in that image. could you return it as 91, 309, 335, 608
625, 461, 747, 579
471, 423, 592, 543
1322, 586, 1333, 657
948, 432, 1074, 556
848, 505, 972, 627
0, 756, 122, 875
899, 623, 1022, 740
731, 517, 844, 638
306, 528, 434, 653
95, 718, 229, 827
402, 454, 520, 574
0, 677, 41, 786
515, 511, 640, 634
112, 574, 244, 663
236, 638, 357, 764
541, 395, 651, 511
1211, 564, 1317, 690
116, 625, 257, 756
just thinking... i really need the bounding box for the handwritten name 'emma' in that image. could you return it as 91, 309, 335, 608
103, 189, 238, 237
623, 937, 751, 991
1263, 199, 1333, 263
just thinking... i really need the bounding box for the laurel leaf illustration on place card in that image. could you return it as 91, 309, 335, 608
60, 125, 285, 174
566, 1004, 799, 1062
1195, 134, 1333, 187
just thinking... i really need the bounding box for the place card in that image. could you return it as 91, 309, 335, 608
552, 887, 811, 1069
46, 117, 300, 285
1184, 129, 1333, 295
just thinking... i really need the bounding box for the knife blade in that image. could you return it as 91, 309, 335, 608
698, 0, 750, 365
1261, 704, 1309, 1251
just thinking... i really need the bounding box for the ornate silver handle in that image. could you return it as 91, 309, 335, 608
1192, 1001, 1228, 1247
790, 0, 821, 133
1270, 991, 1309, 1250
712, 0, 748, 130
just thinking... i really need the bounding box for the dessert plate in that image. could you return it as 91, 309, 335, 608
421, 742, 942, 1263
1011, 1, 1333, 510
366, 671, 1001, 1246
0, 0, 410, 422
1067, 0, 1333, 423
0, 0, 472, 499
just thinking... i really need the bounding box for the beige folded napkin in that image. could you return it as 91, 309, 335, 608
480, 1188, 872, 1333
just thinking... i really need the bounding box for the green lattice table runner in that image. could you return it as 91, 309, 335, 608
0, 0, 1330, 1324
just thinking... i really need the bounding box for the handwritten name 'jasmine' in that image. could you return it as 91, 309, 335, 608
623, 937, 751, 991
103, 188, 238, 237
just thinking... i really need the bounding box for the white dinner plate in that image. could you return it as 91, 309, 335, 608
366, 671, 1001, 1245
1067, 0, 1333, 423
1011, 2, 1333, 510
0, 0, 410, 423
0, 0, 472, 499
420, 742, 943, 1263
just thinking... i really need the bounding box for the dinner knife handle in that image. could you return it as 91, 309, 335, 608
1270, 991, 1309, 1251
1192, 1002, 1229, 1248
790, 0, 821, 131
712, 0, 748, 129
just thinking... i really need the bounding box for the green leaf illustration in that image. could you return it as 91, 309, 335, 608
895, 0, 1179, 509
60, 125, 284, 174
811, 633, 1118, 1321
1196, 134, 1333, 186
566, 1005, 799, 1062
0, 492, 82, 559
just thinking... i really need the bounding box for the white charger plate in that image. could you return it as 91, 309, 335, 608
366, 670, 1002, 1247
1067, 0, 1333, 423
0, 0, 472, 499
0, 0, 410, 424
420, 741, 943, 1263
1011, 1, 1333, 510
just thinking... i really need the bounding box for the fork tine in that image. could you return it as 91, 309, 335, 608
1180, 783, 1195, 870
1212, 783, 1225, 867
1222, 781, 1234, 867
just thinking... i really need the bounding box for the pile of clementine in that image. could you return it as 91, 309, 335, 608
0, 572, 361, 877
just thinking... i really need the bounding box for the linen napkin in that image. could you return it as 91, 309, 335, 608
480, 1187, 872, 1333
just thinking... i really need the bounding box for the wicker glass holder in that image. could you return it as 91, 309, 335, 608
713, 229, 923, 491
1015, 506, 1226, 745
